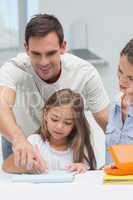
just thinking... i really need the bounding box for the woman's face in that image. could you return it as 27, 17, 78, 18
44, 104, 74, 144
118, 55, 133, 94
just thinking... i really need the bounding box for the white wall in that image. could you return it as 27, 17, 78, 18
39, 0, 133, 99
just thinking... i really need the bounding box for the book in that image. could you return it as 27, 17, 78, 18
103, 173, 133, 185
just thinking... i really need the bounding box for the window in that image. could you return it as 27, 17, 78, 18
0, 0, 19, 48
0, 0, 39, 49
27, 0, 39, 21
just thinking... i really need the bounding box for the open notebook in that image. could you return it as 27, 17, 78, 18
12, 170, 75, 183
0, 170, 75, 183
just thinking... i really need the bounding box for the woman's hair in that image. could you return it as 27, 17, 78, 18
40, 89, 96, 170
25, 13, 64, 46
120, 39, 133, 64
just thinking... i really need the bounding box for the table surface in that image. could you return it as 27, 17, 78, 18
0, 170, 133, 200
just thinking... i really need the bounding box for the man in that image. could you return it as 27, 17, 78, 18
0, 14, 109, 170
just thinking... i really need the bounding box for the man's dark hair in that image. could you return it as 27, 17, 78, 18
121, 39, 133, 64
25, 14, 64, 45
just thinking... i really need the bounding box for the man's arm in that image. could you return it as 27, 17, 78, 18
2, 146, 48, 174
93, 106, 109, 132
0, 86, 35, 169
2, 153, 31, 174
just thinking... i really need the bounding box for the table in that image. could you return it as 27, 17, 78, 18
0, 170, 133, 200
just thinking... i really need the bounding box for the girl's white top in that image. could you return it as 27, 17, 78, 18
28, 134, 73, 171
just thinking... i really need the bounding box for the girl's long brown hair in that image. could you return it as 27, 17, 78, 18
40, 89, 96, 170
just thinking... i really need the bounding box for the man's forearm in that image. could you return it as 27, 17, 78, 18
0, 86, 25, 143
2, 153, 34, 174
93, 106, 109, 133
0, 107, 26, 144
95, 118, 107, 133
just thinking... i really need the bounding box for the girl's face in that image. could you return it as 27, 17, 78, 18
44, 104, 74, 144
118, 55, 133, 94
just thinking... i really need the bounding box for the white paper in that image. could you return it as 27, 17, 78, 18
11, 171, 75, 183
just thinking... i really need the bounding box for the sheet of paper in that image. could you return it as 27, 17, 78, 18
11, 170, 75, 183
0, 171, 12, 183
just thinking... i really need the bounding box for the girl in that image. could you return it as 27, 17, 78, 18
106, 39, 133, 165
3, 89, 96, 173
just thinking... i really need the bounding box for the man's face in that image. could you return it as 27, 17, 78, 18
25, 32, 66, 83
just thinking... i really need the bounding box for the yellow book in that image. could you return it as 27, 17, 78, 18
103, 173, 133, 185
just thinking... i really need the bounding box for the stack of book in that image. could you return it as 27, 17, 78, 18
104, 144, 133, 185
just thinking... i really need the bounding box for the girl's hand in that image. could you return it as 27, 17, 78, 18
65, 163, 88, 173
32, 145, 48, 173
